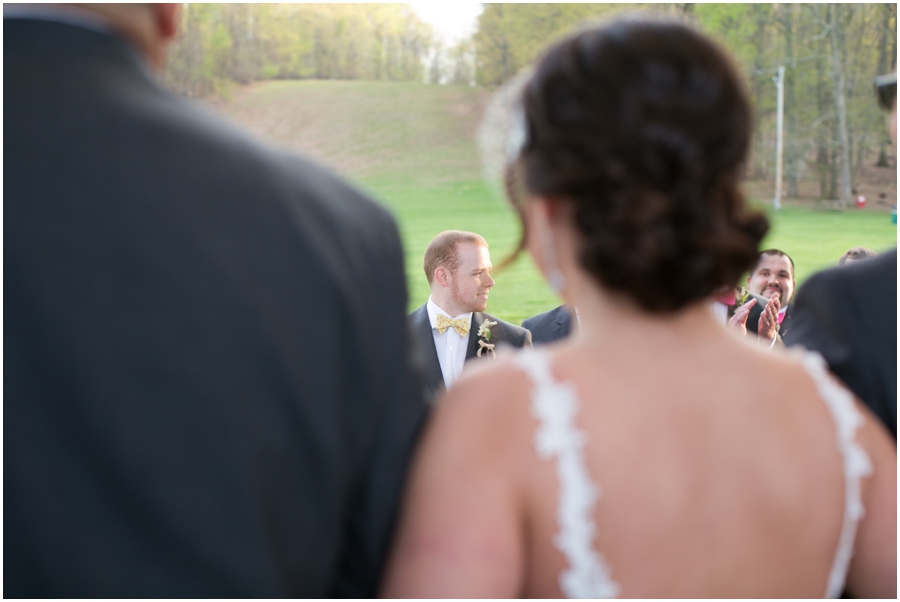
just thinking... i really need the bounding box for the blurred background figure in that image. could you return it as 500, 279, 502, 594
5, 4, 425, 597
785, 72, 897, 439
838, 245, 876, 265
382, 16, 896, 598
522, 304, 575, 345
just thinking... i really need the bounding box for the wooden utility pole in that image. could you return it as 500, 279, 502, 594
773, 65, 785, 210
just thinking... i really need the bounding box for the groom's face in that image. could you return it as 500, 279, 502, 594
450, 242, 495, 313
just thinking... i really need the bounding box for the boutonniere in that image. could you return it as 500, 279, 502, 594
737, 287, 751, 306
476, 319, 497, 359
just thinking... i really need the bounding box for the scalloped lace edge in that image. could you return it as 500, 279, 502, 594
516, 351, 620, 599
795, 349, 874, 598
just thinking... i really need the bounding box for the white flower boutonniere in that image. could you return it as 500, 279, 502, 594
476, 319, 498, 359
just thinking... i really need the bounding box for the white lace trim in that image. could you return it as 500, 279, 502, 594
796, 350, 874, 598
515, 351, 620, 599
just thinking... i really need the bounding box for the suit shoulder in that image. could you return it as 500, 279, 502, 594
484, 314, 528, 334
408, 304, 429, 322
482, 314, 532, 347
523, 305, 568, 329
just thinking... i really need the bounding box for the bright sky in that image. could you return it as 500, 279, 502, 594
409, 1, 484, 43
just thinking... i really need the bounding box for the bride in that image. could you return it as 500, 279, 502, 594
381, 15, 896, 598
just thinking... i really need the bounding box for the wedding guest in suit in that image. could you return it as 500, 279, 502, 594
5, 4, 425, 597
839, 246, 876, 265
408, 230, 532, 402
731, 249, 795, 345
383, 16, 895, 598
523, 304, 575, 344
786, 73, 897, 439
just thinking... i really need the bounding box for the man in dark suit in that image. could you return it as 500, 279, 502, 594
723, 250, 795, 346
5, 4, 426, 597
409, 230, 531, 402
784, 249, 897, 438
522, 304, 574, 345
785, 74, 897, 438
744, 249, 796, 341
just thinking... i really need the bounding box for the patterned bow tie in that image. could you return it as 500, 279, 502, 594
435, 314, 469, 336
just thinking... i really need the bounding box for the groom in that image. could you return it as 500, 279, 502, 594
409, 230, 531, 402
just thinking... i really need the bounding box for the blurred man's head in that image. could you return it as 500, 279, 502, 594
875, 72, 896, 146
747, 249, 795, 304
63, 4, 179, 70
839, 246, 876, 266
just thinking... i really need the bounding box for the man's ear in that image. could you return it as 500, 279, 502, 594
152, 3, 180, 40
433, 266, 451, 288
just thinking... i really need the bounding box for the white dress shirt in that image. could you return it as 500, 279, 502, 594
709, 300, 729, 323
426, 296, 472, 389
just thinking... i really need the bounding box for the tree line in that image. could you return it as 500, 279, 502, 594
162, 4, 896, 204
162, 4, 444, 97
473, 3, 896, 204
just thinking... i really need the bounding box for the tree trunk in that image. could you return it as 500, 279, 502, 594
751, 5, 768, 180
828, 4, 852, 207
814, 17, 830, 199
876, 4, 894, 167
782, 5, 800, 198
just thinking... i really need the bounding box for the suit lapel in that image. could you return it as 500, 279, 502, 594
466, 312, 484, 361
411, 305, 444, 397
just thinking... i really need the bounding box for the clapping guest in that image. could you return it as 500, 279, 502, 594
382, 15, 895, 598
748, 250, 795, 340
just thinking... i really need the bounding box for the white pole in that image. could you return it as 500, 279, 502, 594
773, 65, 785, 211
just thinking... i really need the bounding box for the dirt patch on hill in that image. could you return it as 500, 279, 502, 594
203, 80, 490, 183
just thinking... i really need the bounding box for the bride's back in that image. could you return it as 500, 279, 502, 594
516, 330, 847, 597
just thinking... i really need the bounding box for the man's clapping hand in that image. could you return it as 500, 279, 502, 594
727, 298, 757, 336
758, 292, 780, 342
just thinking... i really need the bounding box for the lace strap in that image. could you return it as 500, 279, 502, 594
515, 350, 620, 598
796, 351, 874, 598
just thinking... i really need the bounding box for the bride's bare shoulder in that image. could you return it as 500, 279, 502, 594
427, 354, 538, 444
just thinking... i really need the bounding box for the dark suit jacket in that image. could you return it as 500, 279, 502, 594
784, 249, 897, 439
5, 18, 426, 598
522, 305, 573, 345
408, 304, 532, 402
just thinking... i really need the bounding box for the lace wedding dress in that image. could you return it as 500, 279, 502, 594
514, 349, 872, 599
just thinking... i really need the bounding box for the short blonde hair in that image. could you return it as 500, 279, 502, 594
423, 230, 488, 284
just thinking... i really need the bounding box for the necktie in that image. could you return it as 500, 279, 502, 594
436, 314, 469, 337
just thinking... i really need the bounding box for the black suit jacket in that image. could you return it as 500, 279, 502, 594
784, 249, 897, 439
408, 304, 532, 401
5, 18, 426, 598
522, 304, 573, 345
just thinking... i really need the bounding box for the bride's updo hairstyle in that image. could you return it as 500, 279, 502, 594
514, 16, 769, 312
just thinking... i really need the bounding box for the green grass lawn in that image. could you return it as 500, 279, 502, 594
219, 80, 897, 326
361, 177, 898, 325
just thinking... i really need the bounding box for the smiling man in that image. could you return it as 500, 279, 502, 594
745, 249, 796, 341
409, 230, 532, 402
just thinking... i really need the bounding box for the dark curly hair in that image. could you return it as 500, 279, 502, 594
510, 15, 769, 313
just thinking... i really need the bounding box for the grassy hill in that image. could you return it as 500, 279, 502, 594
213, 80, 897, 324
